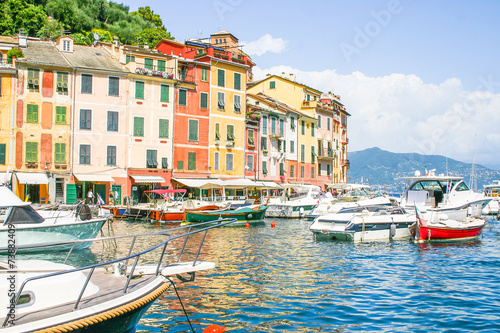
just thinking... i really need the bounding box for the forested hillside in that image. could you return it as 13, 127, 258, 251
0, 0, 173, 47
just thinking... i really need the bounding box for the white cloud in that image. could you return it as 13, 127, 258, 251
253, 66, 500, 169
242, 34, 288, 56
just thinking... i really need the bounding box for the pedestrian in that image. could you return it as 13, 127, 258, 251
87, 188, 94, 204
109, 190, 115, 205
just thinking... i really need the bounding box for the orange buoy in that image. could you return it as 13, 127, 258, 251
271, 221, 275, 228
203, 324, 226, 333
245, 222, 250, 228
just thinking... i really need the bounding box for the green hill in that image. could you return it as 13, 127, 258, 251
348, 147, 500, 194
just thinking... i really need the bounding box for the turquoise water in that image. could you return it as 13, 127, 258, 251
128, 217, 500, 332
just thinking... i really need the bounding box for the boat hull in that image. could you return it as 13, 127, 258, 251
184, 206, 268, 224
265, 204, 317, 219
409, 223, 485, 243
311, 220, 412, 242
0, 219, 107, 253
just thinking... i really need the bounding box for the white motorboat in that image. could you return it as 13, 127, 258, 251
0, 219, 237, 332
481, 180, 500, 215
307, 184, 395, 219
310, 205, 415, 242
399, 170, 491, 222
0, 186, 111, 253
265, 184, 322, 219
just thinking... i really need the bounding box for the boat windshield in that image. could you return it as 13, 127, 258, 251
3, 206, 45, 225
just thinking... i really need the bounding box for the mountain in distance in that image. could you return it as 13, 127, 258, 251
348, 147, 500, 194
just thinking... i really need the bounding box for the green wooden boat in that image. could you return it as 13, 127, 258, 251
184, 205, 268, 224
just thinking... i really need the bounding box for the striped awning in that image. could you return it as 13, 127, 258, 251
130, 175, 166, 183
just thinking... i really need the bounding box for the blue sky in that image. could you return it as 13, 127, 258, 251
118, 0, 500, 170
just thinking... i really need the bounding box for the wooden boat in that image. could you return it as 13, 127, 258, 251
184, 204, 268, 224
0, 219, 238, 332
409, 206, 487, 243
0, 187, 111, 253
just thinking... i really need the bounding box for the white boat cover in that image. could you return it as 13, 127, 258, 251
130, 175, 166, 183
15, 172, 49, 185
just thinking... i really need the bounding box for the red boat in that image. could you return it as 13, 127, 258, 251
410, 207, 487, 243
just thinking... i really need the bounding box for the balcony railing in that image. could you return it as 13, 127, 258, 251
302, 100, 318, 108
135, 67, 174, 79
317, 148, 336, 159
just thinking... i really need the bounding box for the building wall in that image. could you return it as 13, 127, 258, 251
0, 69, 16, 171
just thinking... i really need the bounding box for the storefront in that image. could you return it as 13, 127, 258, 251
129, 175, 166, 204
13, 172, 50, 203
70, 174, 116, 204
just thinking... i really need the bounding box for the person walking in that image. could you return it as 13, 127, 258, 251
87, 188, 94, 204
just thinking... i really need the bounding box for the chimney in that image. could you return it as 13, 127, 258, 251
18, 35, 27, 48
281, 72, 285, 78
266, 74, 271, 77
143, 42, 149, 49
289, 74, 294, 81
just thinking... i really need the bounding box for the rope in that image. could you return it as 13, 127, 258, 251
166, 276, 196, 333
33, 280, 170, 333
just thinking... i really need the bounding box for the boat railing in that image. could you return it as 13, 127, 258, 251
2, 218, 237, 327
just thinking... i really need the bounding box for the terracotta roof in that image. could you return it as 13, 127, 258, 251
63, 45, 126, 72
17, 41, 71, 68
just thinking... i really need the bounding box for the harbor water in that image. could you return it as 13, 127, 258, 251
112, 217, 500, 331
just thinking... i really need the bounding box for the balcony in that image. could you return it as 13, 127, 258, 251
302, 100, 318, 108
341, 136, 349, 145
317, 148, 336, 160
135, 67, 174, 80
342, 159, 350, 168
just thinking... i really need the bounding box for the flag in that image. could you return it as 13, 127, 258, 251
415, 205, 428, 227
425, 167, 429, 176
96, 193, 105, 206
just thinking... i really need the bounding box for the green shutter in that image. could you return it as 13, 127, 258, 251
234, 73, 241, 90
160, 84, 169, 102
26, 142, 38, 162
55, 106, 66, 124
188, 152, 196, 170
134, 117, 144, 136
27, 104, 38, 123
312, 123, 315, 136
157, 60, 165, 72
135, 81, 144, 99
179, 89, 187, 106
270, 81, 275, 89
215, 123, 220, 140
0, 144, 5, 164
144, 58, 153, 70
227, 125, 234, 141
200, 93, 208, 109
201, 68, 208, 81
55, 143, 66, 163
188, 119, 198, 141
126, 55, 135, 63
159, 119, 169, 138
217, 69, 225, 87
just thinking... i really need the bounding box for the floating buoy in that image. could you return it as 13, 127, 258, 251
204, 324, 226, 333
271, 221, 275, 228
245, 222, 250, 228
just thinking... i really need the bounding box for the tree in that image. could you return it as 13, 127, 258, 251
137, 28, 173, 49
133, 6, 163, 29
0, 0, 47, 37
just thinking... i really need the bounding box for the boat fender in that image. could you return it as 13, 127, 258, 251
299, 207, 305, 216
390, 222, 397, 239
204, 324, 226, 333
77, 203, 92, 221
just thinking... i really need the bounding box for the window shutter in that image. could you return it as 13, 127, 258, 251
179, 89, 187, 106
234, 73, 241, 90
188, 119, 198, 141
159, 119, 169, 138
200, 93, 208, 109
188, 152, 196, 170
0, 144, 5, 164
218, 69, 225, 87
134, 117, 144, 136
157, 60, 165, 72
214, 152, 219, 170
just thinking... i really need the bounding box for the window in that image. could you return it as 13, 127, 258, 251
279, 119, 284, 136
311, 146, 316, 163
146, 150, 157, 168
157, 60, 165, 72
318, 115, 321, 128
318, 163, 322, 176
270, 81, 275, 89
248, 129, 255, 146
279, 163, 285, 176
79, 144, 90, 164
261, 137, 267, 151
290, 116, 295, 129
301, 144, 305, 162
125, 55, 135, 63
262, 116, 268, 134
133, 117, 144, 136
312, 123, 315, 136
159, 119, 169, 138
290, 140, 295, 153
301, 120, 305, 135
108, 76, 119, 96
271, 117, 276, 134
106, 146, 116, 165
27, 104, 38, 123
25, 142, 38, 162
290, 164, 295, 178
178, 89, 187, 106
144, 58, 153, 70
327, 117, 331, 130
80, 109, 91, 130
227, 124, 234, 141
188, 152, 196, 170
214, 152, 220, 171
54, 106, 67, 124
226, 153, 233, 171
63, 40, 70, 51
135, 81, 144, 99
160, 84, 169, 102
301, 165, 305, 178
247, 154, 254, 172
262, 161, 268, 175
234, 95, 241, 113
200, 92, 208, 109
217, 92, 225, 110
217, 69, 225, 87
0, 144, 4, 164
188, 119, 199, 141
81, 74, 92, 93
215, 123, 220, 141
107, 111, 118, 132
327, 164, 331, 176
27, 68, 39, 90
201, 68, 208, 82
56, 72, 68, 94
177, 161, 183, 170
311, 166, 315, 178
234, 73, 241, 90
162, 157, 168, 169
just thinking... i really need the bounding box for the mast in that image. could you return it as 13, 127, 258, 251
470, 134, 477, 191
